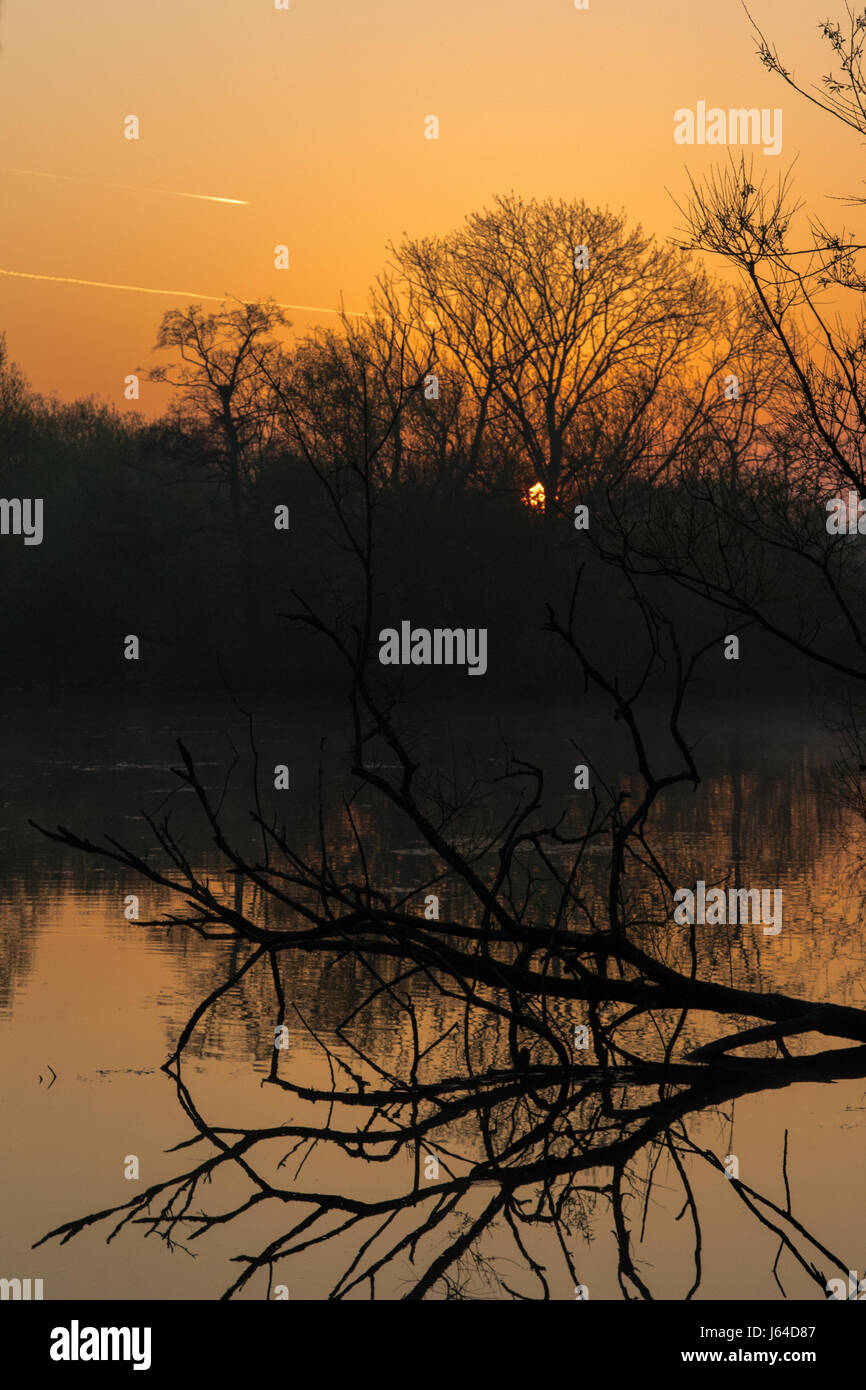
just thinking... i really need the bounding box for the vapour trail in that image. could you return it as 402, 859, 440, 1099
0, 266, 367, 316
2, 167, 248, 205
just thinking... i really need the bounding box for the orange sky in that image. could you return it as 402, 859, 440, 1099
0, 0, 860, 411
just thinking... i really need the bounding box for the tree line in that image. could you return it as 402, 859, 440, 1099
2, 7, 865, 697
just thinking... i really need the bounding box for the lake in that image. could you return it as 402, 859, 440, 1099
2, 688, 864, 1300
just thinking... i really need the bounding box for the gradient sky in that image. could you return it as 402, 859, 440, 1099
0, 0, 860, 410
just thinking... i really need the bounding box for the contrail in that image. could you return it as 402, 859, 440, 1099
0, 266, 367, 317
1, 167, 248, 205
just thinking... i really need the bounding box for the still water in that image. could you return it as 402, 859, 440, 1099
1, 691, 865, 1300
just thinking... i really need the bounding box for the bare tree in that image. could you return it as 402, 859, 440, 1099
149, 299, 290, 612
581, 6, 866, 688
386, 193, 731, 510
29, 346, 866, 1297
